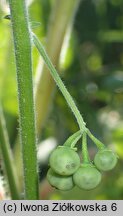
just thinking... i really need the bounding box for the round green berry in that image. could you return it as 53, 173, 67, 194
47, 168, 74, 191
49, 146, 80, 176
94, 149, 117, 171
73, 164, 101, 190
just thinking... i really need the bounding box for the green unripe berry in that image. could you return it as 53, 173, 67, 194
94, 149, 117, 171
73, 164, 101, 190
49, 146, 80, 176
47, 168, 74, 191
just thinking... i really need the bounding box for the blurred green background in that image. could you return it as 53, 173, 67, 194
0, 0, 123, 200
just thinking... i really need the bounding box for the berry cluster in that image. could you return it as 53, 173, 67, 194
47, 132, 117, 191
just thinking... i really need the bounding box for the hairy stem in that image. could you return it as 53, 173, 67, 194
82, 132, 90, 163
35, 0, 81, 136
0, 106, 20, 199
64, 130, 82, 148
9, 0, 39, 199
33, 33, 86, 132
13, 0, 81, 194
87, 130, 105, 150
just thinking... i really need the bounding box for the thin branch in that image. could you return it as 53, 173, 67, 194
0, 106, 20, 199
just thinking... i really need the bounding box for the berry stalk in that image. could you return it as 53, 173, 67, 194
32, 33, 87, 132
82, 132, 90, 163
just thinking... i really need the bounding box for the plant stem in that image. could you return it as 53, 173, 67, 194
12, 0, 81, 191
9, 0, 39, 199
0, 106, 20, 199
82, 132, 90, 163
35, 0, 81, 136
64, 130, 82, 148
32, 33, 86, 132
87, 130, 105, 150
